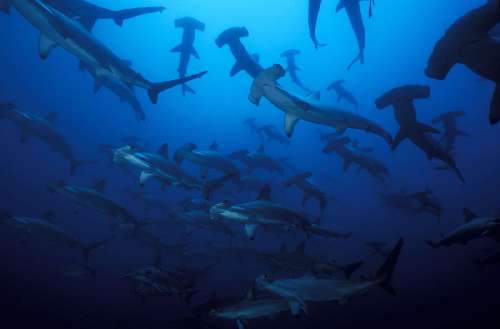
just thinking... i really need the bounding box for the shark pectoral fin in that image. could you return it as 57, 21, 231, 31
284, 113, 300, 137
244, 224, 258, 240
393, 128, 409, 150
416, 123, 440, 134
190, 46, 200, 59
230, 61, 244, 76
139, 171, 154, 186
236, 318, 248, 329
489, 83, 500, 125
38, 34, 58, 60
170, 44, 183, 53
249, 81, 263, 106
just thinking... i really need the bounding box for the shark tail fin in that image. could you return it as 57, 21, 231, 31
82, 237, 113, 262
347, 53, 364, 70
343, 261, 364, 280
182, 83, 196, 96
375, 238, 404, 296
489, 83, 500, 125
70, 159, 97, 176
148, 71, 207, 104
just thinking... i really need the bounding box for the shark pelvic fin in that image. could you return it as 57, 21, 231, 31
38, 34, 58, 60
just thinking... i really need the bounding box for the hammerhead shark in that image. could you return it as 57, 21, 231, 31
216, 27, 263, 78
336, 0, 375, 70
280, 49, 313, 93
376, 85, 465, 183
432, 111, 468, 151
308, 0, 326, 49
171, 17, 206, 95
327, 79, 359, 109
40, 0, 165, 31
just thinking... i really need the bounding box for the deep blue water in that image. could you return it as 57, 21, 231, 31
1, 0, 500, 328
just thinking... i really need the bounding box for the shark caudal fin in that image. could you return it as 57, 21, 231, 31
342, 261, 364, 280
375, 238, 404, 296
70, 159, 97, 176
82, 237, 113, 262
347, 53, 364, 71
489, 83, 500, 125
112, 7, 166, 27
148, 71, 207, 104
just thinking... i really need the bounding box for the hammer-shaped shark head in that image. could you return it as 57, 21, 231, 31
375, 85, 431, 110
113, 145, 135, 164
215, 27, 249, 47
174, 17, 205, 31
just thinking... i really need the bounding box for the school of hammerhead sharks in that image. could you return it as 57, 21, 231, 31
1, 0, 500, 328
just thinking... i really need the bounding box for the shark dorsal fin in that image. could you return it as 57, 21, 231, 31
209, 141, 218, 151
257, 185, 272, 201
158, 143, 169, 159
295, 240, 305, 254
93, 179, 107, 193
45, 112, 58, 124
41, 210, 54, 222
464, 208, 478, 223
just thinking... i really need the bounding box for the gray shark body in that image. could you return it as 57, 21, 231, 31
258, 241, 361, 278
427, 209, 500, 248
0, 103, 91, 174
308, 0, 325, 49
231, 145, 284, 175
1, 211, 108, 261
211, 297, 291, 329
169, 209, 237, 237
432, 111, 468, 152
336, 0, 372, 69
376, 85, 465, 183
280, 49, 312, 93
323, 137, 389, 181
328, 79, 358, 109
410, 190, 443, 220
216, 27, 263, 79
249, 65, 393, 147
3, 0, 206, 104
256, 238, 404, 312
174, 143, 240, 178
425, 0, 500, 123
49, 180, 140, 226
284, 172, 327, 212
41, 0, 165, 31
82, 64, 145, 121
210, 185, 311, 239
171, 17, 205, 95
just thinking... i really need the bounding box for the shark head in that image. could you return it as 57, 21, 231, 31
209, 201, 232, 219
113, 145, 134, 164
